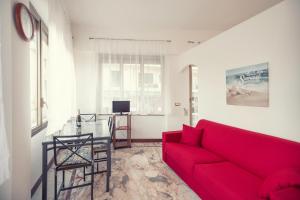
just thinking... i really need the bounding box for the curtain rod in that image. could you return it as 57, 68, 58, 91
89, 37, 172, 43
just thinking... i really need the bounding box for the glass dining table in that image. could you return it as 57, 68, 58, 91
41, 118, 111, 200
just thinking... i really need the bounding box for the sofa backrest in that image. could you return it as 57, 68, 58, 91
196, 119, 300, 178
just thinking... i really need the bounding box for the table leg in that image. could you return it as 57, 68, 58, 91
106, 139, 111, 192
42, 144, 48, 200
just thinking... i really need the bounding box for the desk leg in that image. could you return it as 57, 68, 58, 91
106, 139, 111, 192
42, 144, 48, 200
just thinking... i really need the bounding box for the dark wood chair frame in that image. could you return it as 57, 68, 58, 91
53, 133, 94, 200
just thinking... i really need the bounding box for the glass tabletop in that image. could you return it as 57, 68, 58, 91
43, 119, 110, 144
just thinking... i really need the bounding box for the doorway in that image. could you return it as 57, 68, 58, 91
189, 65, 199, 126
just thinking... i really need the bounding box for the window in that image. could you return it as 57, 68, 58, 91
30, 4, 48, 136
100, 55, 163, 114
30, 21, 39, 128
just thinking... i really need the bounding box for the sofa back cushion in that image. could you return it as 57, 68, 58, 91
196, 119, 300, 178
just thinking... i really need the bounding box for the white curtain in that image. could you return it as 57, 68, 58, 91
0, 25, 9, 185
93, 39, 167, 115
47, 0, 77, 135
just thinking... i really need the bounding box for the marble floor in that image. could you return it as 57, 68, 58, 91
32, 143, 200, 200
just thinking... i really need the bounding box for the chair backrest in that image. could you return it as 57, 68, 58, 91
80, 113, 96, 122
109, 119, 114, 136
53, 133, 94, 168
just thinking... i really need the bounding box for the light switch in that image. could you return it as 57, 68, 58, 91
174, 102, 181, 106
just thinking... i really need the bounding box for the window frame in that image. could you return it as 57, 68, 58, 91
30, 3, 48, 137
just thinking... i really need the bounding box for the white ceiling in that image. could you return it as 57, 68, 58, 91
63, 0, 282, 30
63, 0, 282, 54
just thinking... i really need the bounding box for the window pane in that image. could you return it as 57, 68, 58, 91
41, 31, 48, 123
124, 63, 140, 113
30, 25, 38, 128
143, 64, 162, 113
102, 63, 121, 113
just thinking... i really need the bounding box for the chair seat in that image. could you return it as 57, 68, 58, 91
94, 148, 108, 163
93, 146, 107, 153
57, 147, 92, 167
57, 162, 90, 171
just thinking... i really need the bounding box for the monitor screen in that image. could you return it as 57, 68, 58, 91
112, 101, 130, 113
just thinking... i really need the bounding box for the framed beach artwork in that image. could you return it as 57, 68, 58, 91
226, 63, 269, 107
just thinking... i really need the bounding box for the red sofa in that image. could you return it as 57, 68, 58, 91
162, 119, 300, 200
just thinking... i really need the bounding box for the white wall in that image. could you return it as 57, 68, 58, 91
0, 1, 13, 199
11, 0, 32, 196
74, 51, 98, 113
131, 116, 166, 138
0, 0, 32, 199
10, 0, 32, 197
0, 1, 49, 197
179, 0, 300, 142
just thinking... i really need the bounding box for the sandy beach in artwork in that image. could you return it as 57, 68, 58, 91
226, 89, 269, 107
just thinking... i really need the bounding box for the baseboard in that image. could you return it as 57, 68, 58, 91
132, 139, 162, 142
31, 157, 54, 197
115, 139, 162, 143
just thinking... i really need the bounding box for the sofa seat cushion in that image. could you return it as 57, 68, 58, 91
194, 162, 263, 200
165, 143, 224, 176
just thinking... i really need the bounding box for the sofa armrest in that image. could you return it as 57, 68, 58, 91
162, 131, 182, 162
162, 131, 182, 143
270, 187, 300, 200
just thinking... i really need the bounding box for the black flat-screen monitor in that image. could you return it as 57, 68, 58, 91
112, 101, 130, 114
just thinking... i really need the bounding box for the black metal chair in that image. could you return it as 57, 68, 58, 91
81, 116, 113, 192
93, 116, 114, 173
88, 117, 114, 174
53, 133, 94, 200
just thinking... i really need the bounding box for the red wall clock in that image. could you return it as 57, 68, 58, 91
14, 3, 34, 41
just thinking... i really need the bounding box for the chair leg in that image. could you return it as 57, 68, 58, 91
97, 153, 99, 172
83, 167, 86, 182
62, 170, 65, 188
54, 170, 58, 200
91, 164, 94, 200
106, 171, 109, 192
